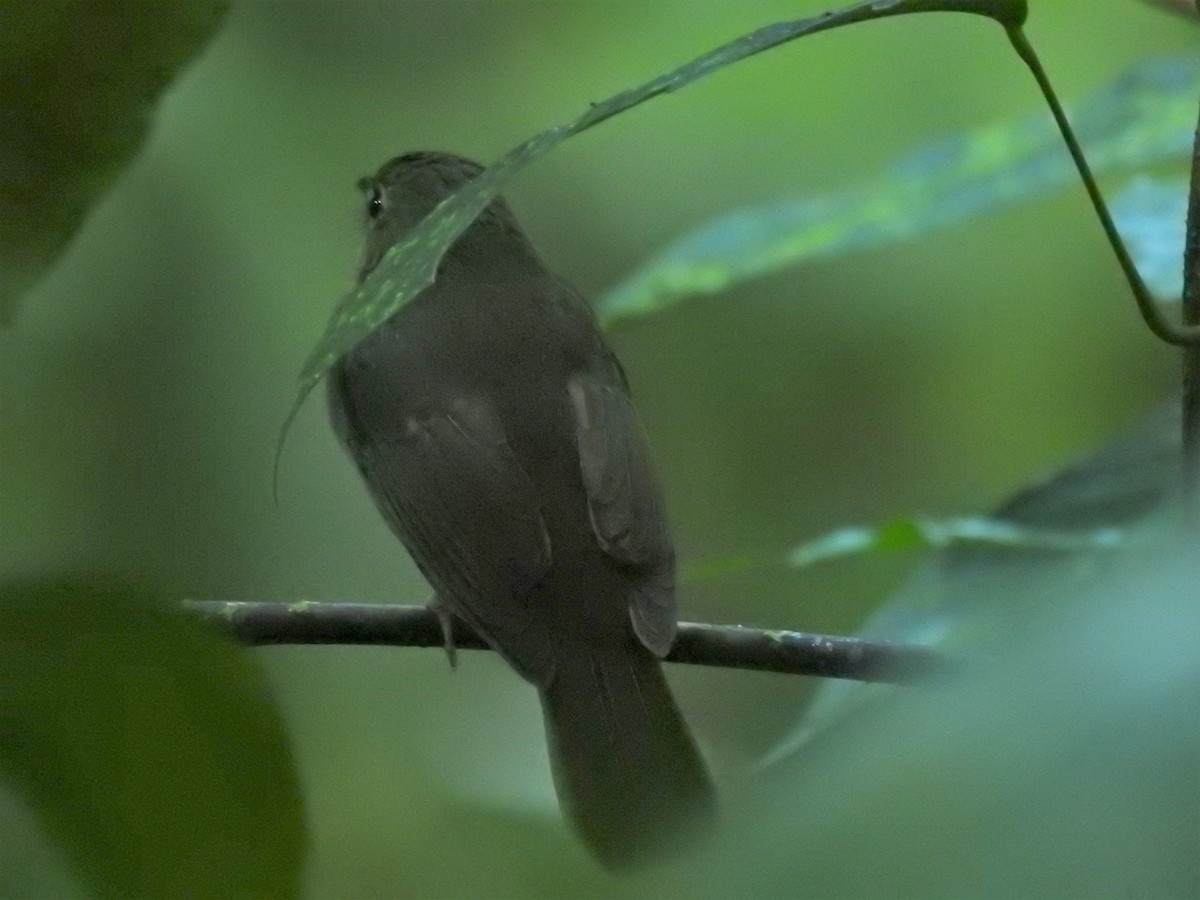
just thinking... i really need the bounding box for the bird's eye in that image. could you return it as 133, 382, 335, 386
365, 184, 384, 220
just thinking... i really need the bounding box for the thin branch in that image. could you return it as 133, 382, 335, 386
182, 600, 953, 685
1182, 97, 1200, 517
1004, 27, 1200, 347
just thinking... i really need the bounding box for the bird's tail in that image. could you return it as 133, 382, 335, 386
539, 644, 716, 868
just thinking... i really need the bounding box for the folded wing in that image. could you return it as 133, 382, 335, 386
569, 372, 677, 657
330, 372, 555, 683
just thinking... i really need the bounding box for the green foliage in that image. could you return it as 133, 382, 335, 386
2, 0, 1196, 895
1112, 175, 1189, 299
0, 0, 227, 323
786, 515, 1124, 567
600, 56, 1200, 325
682, 516, 1125, 584
651, 534, 1199, 898
0, 579, 305, 898
774, 399, 1182, 763
287, 0, 1026, 433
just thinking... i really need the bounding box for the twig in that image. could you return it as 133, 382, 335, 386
182, 600, 952, 685
1004, 28, 1200, 347
1182, 98, 1200, 517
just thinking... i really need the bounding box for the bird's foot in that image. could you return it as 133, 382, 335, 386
428, 596, 458, 670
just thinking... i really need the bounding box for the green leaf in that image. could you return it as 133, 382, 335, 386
598, 56, 1200, 326
0, 578, 305, 898
769, 401, 1180, 765
1111, 175, 1188, 300
282, 0, 1027, 463
0, 0, 228, 323
786, 515, 1124, 569
660, 536, 1199, 898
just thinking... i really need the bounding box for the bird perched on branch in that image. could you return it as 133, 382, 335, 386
325, 150, 715, 868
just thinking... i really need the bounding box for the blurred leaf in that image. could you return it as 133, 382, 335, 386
1112, 175, 1188, 300
599, 56, 1200, 325
0, 785, 85, 899
287, 0, 1025, 436
787, 516, 1124, 568
0, 0, 227, 323
652, 534, 1199, 899
770, 400, 1181, 763
0, 578, 305, 898
688, 514, 1124, 583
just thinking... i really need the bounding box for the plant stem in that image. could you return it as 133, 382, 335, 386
1182, 98, 1200, 518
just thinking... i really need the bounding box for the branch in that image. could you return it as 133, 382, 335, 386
1182, 96, 1200, 516
182, 600, 952, 685
1005, 29, 1200, 347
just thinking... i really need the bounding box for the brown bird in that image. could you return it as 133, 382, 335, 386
325, 151, 715, 867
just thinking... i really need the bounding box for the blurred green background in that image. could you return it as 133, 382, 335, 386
1, 1, 1195, 896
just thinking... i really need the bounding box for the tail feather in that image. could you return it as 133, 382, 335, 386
539, 646, 715, 868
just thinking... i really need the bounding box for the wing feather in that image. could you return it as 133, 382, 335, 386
570, 374, 677, 657
333, 379, 555, 683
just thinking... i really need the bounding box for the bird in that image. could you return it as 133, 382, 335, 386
325, 151, 715, 868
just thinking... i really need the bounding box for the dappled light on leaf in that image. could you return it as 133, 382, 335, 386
1112, 176, 1189, 300
787, 516, 1124, 568
286, 0, 1030, 442
599, 56, 1200, 325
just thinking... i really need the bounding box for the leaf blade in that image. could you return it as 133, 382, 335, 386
283, 0, 1027, 451
0, 578, 306, 898
598, 56, 1200, 325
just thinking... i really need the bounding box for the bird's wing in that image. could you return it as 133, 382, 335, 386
331, 377, 555, 684
569, 371, 677, 657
